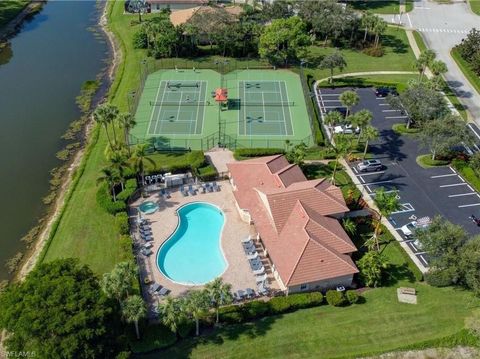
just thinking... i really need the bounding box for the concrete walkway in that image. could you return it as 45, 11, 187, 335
205, 148, 236, 174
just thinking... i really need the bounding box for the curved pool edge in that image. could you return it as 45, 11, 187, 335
155, 201, 229, 287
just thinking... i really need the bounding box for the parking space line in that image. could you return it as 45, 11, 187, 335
458, 203, 480, 208
324, 105, 346, 109
379, 103, 389, 106
385, 115, 408, 119
449, 193, 477, 197
449, 166, 457, 174
322, 100, 341, 102
418, 254, 429, 267
382, 109, 400, 112
391, 203, 414, 214
370, 190, 398, 196
468, 123, 480, 140
430, 173, 457, 178
362, 180, 393, 186
319, 94, 339, 97
352, 167, 358, 174
365, 185, 372, 192
376, 97, 386, 100
439, 183, 468, 188
359, 176, 365, 183
477, 194, 480, 199
468, 185, 474, 191
459, 176, 465, 183
355, 171, 385, 177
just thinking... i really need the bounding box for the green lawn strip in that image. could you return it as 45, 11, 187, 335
0, 0, 28, 28
470, 0, 480, 15
392, 123, 420, 135
317, 74, 418, 92
348, 0, 413, 14
413, 30, 428, 53
416, 154, 450, 168
155, 284, 474, 359
451, 47, 480, 96
452, 159, 480, 192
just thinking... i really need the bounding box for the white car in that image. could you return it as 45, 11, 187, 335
399, 217, 431, 238
333, 124, 360, 135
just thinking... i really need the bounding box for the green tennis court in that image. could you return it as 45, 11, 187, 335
238, 80, 293, 136
147, 80, 208, 136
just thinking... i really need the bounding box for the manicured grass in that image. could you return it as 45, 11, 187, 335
306, 27, 417, 82
452, 159, 480, 193
348, 0, 413, 14
451, 47, 480, 96
416, 154, 450, 168
413, 30, 427, 53
470, 0, 480, 15
392, 123, 420, 135
154, 284, 475, 358
0, 0, 28, 28
317, 74, 418, 92
42, 2, 194, 274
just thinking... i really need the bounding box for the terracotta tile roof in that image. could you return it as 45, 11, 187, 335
227, 155, 358, 288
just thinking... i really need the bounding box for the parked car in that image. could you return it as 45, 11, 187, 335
413, 239, 423, 250
375, 86, 398, 97
357, 159, 383, 172
399, 217, 431, 238
334, 124, 360, 134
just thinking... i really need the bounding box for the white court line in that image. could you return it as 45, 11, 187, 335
386, 115, 408, 119
459, 203, 480, 208
440, 183, 468, 188
430, 173, 458, 178
449, 193, 476, 198
356, 171, 385, 177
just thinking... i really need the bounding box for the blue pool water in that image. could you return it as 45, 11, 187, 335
157, 202, 226, 285
139, 201, 159, 214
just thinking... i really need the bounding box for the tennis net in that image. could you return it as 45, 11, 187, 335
166, 82, 199, 89
241, 101, 295, 107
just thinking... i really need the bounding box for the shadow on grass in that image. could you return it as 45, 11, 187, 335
140, 315, 280, 358
382, 34, 409, 54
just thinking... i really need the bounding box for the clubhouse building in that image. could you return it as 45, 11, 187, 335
227, 155, 358, 294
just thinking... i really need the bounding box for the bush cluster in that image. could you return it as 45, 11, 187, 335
196, 164, 218, 181
325, 290, 347, 307
234, 148, 285, 159
115, 212, 130, 235
96, 183, 126, 215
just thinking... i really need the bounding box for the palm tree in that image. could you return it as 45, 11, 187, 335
101, 271, 122, 302
361, 12, 375, 42
96, 167, 121, 201
122, 295, 146, 339
133, 144, 156, 186
183, 290, 210, 336
158, 296, 184, 334
118, 112, 136, 155
101, 261, 138, 302
415, 49, 437, 80
430, 60, 448, 78
319, 51, 347, 84
372, 187, 401, 251
204, 278, 233, 324
352, 109, 373, 144
323, 110, 344, 128
342, 218, 356, 237
109, 152, 130, 191
339, 90, 359, 117
94, 103, 119, 148
362, 125, 379, 159
329, 134, 352, 185
372, 17, 387, 48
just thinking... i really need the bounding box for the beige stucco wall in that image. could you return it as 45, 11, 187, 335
288, 274, 354, 294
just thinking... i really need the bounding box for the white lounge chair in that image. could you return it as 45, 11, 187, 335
246, 251, 258, 260
241, 235, 252, 243
253, 266, 265, 275
255, 273, 267, 283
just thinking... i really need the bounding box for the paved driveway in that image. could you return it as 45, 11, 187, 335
383, 0, 480, 121
317, 87, 480, 266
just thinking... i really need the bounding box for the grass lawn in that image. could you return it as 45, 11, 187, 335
413, 31, 427, 53
348, 0, 413, 14
153, 284, 476, 358
451, 47, 480, 96
0, 0, 28, 29
41, 2, 194, 274
305, 27, 416, 81
470, 0, 480, 15
317, 73, 418, 92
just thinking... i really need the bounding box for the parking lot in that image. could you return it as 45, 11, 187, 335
316, 87, 480, 267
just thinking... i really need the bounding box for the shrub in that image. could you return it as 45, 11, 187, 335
416, 154, 450, 168
269, 292, 324, 314
177, 319, 194, 339
346, 290, 359, 304
234, 148, 285, 160
197, 164, 218, 181
132, 29, 147, 49
118, 235, 134, 261
115, 212, 130, 235
392, 123, 421, 135
96, 184, 126, 215
116, 185, 137, 202
218, 306, 244, 324
188, 151, 206, 169
269, 296, 292, 313
363, 46, 385, 57
425, 268, 456, 287
242, 300, 270, 320
128, 323, 176, 353
326, 290, 347, 307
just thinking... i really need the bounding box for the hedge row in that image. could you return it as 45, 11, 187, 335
219, 292, 324, 324
233, 148, 285, 160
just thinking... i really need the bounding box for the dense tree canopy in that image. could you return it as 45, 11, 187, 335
0, 259, 117, 358
258, 16, 311, 65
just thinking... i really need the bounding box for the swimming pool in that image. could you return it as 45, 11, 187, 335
157, 202, 227, 285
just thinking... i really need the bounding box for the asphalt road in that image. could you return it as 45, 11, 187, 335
383, 0, 480, 121
317, 87, 480, 266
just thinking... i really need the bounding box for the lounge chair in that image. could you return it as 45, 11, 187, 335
253, 266, 265, 275
180, 186, 188, 197
141, 248, 153, 257
140, 227, 152, 234
143, 242, 153, 249
141, 233, 153, 241
246, 251, 258, 260
213, 181, 220, 192
246, 288, 255, 298
257, 281, 269, 296
200, 185, 207, 194
242, 240, 254, 249
255, 273, 268, 283
237, 289, 245, 299
150, 283, 161, 294
207, 183, 214, 192
241, 235, 252, 243
159, 287, 170, 296
188, 184, 196, 196
243, 244, 256, 255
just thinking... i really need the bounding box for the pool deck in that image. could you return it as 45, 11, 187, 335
131, 180, 277, 315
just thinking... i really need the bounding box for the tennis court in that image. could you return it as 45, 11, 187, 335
147, 80, 208, 136
238, 80, 293, 136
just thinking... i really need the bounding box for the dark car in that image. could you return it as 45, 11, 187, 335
375, 87, 398, 97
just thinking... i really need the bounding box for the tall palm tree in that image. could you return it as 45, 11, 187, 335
372, 187, 401, 251
329, 134, 352, 185
158, 296, 184, 334
101, 261, 138, 302
96, 167, 121, 201
101, 271, 122, 303
109, 152, 130, 191
430, 60, 448, 78
133, 144, 156, 186
339, 90, 360, 117
94, 103, 119, 148
372, 17, 387, 48
352, 109, 373, 144
183, 290, 210, 336
361, 12, 375, 42
118, 112, 137, 155
415, 49, 437, 80
323, 110, 344, 128
204, 278, 233, 324
121, 295, 146, 340
362, 125, 379, 159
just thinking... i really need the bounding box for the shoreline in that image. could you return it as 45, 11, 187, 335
0, 1, 45, 45
16, 1, 120, 280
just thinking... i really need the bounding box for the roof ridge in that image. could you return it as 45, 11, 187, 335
285, 227, 311, 285
274, 162, 297, 175
305, 216, 356, 253
313, 183, 348, 210
308, 236, 358, 273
